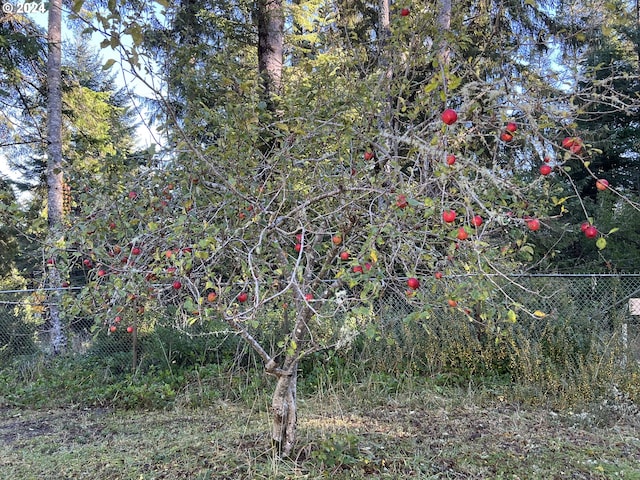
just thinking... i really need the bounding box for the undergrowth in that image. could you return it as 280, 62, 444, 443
1, 344, 638, 414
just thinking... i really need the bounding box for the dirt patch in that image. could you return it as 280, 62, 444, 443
0, 415, 54, 445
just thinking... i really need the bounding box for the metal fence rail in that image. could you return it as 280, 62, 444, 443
1, 274, 640, 373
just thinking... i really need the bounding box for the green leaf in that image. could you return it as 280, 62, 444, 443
71, 0, 85, 12
129, 25, 143, 46
608, 227, 619, 235
423, 78, 440, 94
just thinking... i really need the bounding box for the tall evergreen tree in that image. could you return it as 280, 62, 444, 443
46, 0, 66, 355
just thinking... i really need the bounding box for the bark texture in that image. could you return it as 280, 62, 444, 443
46, 0, 66, 355
271, 365, 298, 456
438, 0, 452, 66
257, 0, 284, 106
269, 292, 315, 456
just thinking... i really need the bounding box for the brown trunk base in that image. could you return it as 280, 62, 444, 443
271, 366, 297, 456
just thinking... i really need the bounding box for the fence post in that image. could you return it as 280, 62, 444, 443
626, 298, 640, 367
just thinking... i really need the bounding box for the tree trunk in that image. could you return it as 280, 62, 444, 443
269, 295, 315, 456
438, 0, 452, 67
271, 365, 298, 456
376, 0, 394, 182
257, 0, 284, 107
46, 0, 66, 355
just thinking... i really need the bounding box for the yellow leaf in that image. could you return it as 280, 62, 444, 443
370, 249, 378, 263
506, 309, 517, 323
533, 310, 547, 318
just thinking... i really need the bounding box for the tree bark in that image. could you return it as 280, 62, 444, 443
257, 0, 284, 107
46, 0, 66, 355
438, 0, 452, 67
271, 365, 298, 456
269, 292, 315, 456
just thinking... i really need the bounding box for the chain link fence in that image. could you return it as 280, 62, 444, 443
2, 275, 640, 381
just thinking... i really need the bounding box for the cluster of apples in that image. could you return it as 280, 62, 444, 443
500, 122, 518, 143
107, 315, 135, 334
537, 136, 611, 240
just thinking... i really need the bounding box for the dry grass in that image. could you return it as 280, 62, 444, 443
1, 381, 639, 479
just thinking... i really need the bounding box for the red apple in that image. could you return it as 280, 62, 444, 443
543, 156, 551, 163
364, 151, 374, 161
539, 164, 552, 176
352, 265, 364, 274
526, 218, 540, 231
580, 222, 590, 232
207, 291, 217, 302
471, 215, 483, 227
442, 210, 457, 223
46, 258, 55, 265
332, 235, 342, 245
108, 222, 116, 230
400, 7, 410, 16
83, 259, 93, 268
295, 233, 303, 242
61, 281, 70, 288
562, 136, 583, 154
446, 154, 456, 165
447, 299, 458, 308
97, 269, 107, 277
304, 293, 314, 301
128, 191, 138, 200
294, 243, 302, 253
434, 271, 443, 279
131, 246, 142, 255
127, 326, 134, 333
172, 280, 182, 290
407, 277, 420, 290
506, 122, 518, 132
595, 179, 609, 191
237, 292, 248, 303
456, 227, 468, 240
339, 251, 350, 261
396, 194, 408, 208
584, 225, 598, 239
109, 325, 117, 333
441, 109, 458, 125
500, 131, 513, 142
114, 316, 122, 323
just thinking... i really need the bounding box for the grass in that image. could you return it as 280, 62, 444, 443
1, 374, 639, 479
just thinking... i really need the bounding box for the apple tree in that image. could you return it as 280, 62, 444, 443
58, 0, 640, 456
